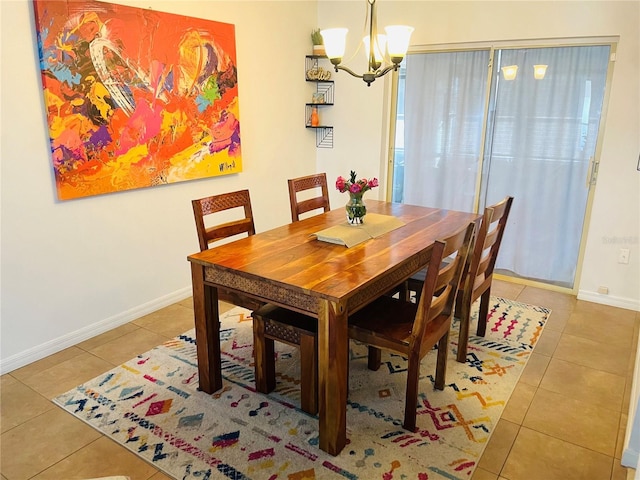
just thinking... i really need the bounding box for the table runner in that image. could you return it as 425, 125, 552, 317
312, 213, 406, 247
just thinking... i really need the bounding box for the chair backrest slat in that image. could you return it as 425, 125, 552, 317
484, 227, 500, 250
192, 189, 256, 251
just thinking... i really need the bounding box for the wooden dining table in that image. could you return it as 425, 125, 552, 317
187, 200, 480, 456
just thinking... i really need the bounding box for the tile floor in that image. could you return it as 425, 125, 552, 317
1, 280, 638, 480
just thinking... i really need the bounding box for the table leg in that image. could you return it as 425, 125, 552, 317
317, 298, 348, 455
190, 262, 222, 394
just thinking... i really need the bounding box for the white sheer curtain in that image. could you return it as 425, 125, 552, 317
403, 50, 490, 212
399, 45, 610, 287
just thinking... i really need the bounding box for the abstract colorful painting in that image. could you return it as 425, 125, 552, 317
33, 0, 242, 200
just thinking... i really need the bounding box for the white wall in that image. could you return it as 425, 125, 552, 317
1, 0, 639, 373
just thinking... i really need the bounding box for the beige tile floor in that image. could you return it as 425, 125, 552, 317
1, 280, 638, 480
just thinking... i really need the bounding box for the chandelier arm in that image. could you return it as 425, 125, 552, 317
373, 64, 400, 79
333, 63, 399, 87
334, 64, 365, 80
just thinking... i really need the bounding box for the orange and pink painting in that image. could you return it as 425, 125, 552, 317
33, 0, 242, 200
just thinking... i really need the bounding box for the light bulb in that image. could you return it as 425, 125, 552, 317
363, 34, 387, 69
501, 65, 518, 81
320, 28, 348, 64
385, 25, 414, 63
533, 64, 548, 79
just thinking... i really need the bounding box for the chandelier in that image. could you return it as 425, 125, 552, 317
320, 0, 413, 87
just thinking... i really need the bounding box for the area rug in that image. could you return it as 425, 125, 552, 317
54, 297, 550, 479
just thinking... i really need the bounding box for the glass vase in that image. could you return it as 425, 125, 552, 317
345, 193, 366, 225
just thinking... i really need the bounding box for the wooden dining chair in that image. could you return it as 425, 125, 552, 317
288, 173, 330, 222
191, 190, 263, 311
249, 172, 329, 413
252, 304, 318, 414
348, 222, 475, 432
403, 197, 514, 363
249, 173, 330, 412
454, 196, 514, 362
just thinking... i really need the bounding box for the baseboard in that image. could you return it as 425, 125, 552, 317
577, 290, 640, 312
0, 287, 193, 375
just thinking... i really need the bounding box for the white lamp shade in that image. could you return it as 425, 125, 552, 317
363, 34, 387, 64
320, 28, 348, 61
385, 25, 414, 60
501, 65, 518, 80
533, 64, 548, 79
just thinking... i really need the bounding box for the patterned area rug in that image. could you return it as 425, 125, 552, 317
54, 297, 550, 479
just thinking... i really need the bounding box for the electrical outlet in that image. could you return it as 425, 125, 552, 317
597, 286, 609, 295
618, 248, 630, 264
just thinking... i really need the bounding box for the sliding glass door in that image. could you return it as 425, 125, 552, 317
391, 43, 613, 289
